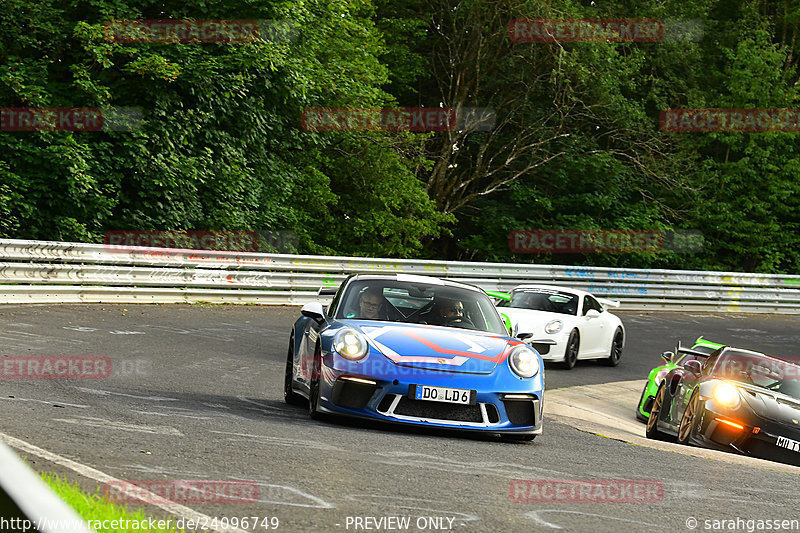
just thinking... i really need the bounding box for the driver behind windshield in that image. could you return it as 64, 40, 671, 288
431, 297, 473, 328
357, 287, 388, 320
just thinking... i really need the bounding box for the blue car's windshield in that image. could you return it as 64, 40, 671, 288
335, 279, 508, 335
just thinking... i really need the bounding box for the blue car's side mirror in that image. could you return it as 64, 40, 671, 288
301, 302, 327, 324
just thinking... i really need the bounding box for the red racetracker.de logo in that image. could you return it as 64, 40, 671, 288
104, 230, 259, 252
301, 107, 456, 132
1, 355, 111, 379
716, 355, 800, 381
103, 19, 261, 43
509, 229, 663, 254
509, 18, 664, 42
509, 479, 663, 503
660, 108, 800, 132
103, 480, 259, 504
297, 354, 461, 380
1, 108, 103, 131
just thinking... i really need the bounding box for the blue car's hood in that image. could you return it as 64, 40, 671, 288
347, 321, 513, 374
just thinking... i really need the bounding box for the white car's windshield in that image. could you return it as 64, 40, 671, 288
335, 280, 508, 335
498, 289, 579, 316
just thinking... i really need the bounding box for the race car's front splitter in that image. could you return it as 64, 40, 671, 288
315, 362, 544, 436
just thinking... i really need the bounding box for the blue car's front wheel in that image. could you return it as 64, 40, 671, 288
308, 345, 323, 420
284, 333, 304, 406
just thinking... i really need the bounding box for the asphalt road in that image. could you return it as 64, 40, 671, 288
1, 305, 800, 533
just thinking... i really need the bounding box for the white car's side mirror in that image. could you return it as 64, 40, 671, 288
585, 309, 601, 318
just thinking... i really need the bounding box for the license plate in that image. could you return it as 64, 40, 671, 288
776, 436, 800, 453
410, 385, 475, 405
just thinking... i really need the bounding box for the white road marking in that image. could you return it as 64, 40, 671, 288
345, 494, 478, 522
107, 463, 207, 476
525, 510, 665, 529
0, 431, 250, 533
109, 330, 145, 335
236, 396, 284, 411
0, 330, 87, 346
52, 416, 183, 436
228, 478, 334, 509
63, 326, 98, 332
74, 387, 178, 401
0, 397, 89, 408
210, 431, 339, 452
131, 410, 213, 420
372, 451, 570, 478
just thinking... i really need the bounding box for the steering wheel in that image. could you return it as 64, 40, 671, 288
444, 316, 477, 330
404, 300, 435, 323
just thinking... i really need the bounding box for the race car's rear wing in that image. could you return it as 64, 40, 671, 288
597, 297, 621, 308
676, 347, 713, 358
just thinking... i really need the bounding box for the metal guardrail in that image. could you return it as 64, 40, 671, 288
1, 239, 799, 312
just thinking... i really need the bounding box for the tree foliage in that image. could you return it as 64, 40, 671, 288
2, 0, 799, 271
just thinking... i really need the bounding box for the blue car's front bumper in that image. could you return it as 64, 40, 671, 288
314, 352, 544, 436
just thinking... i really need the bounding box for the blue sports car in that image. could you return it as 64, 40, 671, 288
284, 273, 545, 440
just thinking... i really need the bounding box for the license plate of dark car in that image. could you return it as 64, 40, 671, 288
411, 385, 474, 405
776, 435, 800, 453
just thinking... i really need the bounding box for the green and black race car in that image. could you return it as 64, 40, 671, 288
636, 337, 725, 421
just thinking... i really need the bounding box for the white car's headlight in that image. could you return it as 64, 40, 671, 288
333, 328, 369, 361
544, 320, 563, 334
508, 345, 540, 378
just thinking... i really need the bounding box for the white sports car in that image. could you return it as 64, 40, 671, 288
495, 285, 625, 369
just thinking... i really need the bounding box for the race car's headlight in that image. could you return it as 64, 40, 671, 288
333, 328, 369, 361
712, 382, 740, 408
509, 345, 540, 378
544, 320, 563, 334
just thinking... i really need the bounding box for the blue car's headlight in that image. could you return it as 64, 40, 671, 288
334, 328, 369, 361
509, 344, 540, 378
